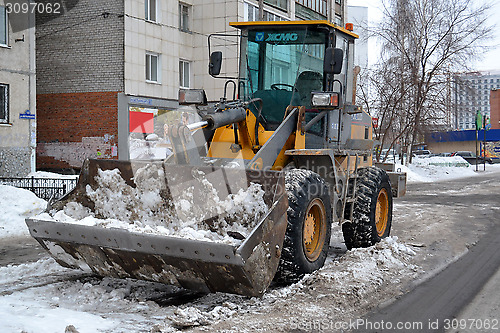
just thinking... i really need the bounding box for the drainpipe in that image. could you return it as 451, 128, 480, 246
29, 11, 36, 173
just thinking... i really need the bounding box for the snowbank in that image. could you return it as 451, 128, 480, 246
28, 171, 79, 180
397, 156, 478, 183
0, 185, 47, 238
269, 236, 417, 299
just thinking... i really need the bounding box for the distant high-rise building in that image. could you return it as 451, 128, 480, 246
454, 71, 500, 130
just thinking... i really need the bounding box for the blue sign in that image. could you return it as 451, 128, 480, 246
19, 110, 35, 120
255, 32, 265, 42
130, 97, 153, 105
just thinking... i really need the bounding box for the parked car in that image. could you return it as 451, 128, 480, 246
437, 152, 452, 157
413, 149, 432, 157
451, 151, 493, 164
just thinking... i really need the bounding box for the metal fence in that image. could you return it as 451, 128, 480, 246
0, 177, 78, 200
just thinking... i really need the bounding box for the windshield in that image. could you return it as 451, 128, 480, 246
240, 27, 327, 124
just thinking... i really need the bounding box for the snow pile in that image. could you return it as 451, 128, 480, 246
0, 258, 68, 285
330, 237, 417, 288
28, 171, 79, 180
267, 237, 418, 301
38, 165, 269, 245
0, 185, 47, 238
396, 156, 477, 183
171, 302, 239, 328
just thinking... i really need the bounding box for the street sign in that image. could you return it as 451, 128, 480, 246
372, 117, 379, 129
19, 110, 35, 120
130, 97, 153, 106
475, 111, 482, 130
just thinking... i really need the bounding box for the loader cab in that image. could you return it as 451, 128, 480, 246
228, 21, 358, 139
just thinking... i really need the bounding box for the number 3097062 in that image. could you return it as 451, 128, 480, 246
6, 2, 61, 14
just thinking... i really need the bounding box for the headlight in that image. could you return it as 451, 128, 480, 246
311, 92, 339, 107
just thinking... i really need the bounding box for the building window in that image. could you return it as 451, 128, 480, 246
265, 0, 288, 12
145, 0, 157, 22
296, 0, 328, 16
0, 84, 8, 124
179, 60, 190, 88
146, 52, 160, 82
244, 3, 286, 21
179, 3, 190, 32
0, 5, 7, 46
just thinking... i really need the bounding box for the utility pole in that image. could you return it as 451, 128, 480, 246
483, 114, 487, 171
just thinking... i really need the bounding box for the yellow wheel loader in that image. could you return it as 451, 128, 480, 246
26, 21, 406, 297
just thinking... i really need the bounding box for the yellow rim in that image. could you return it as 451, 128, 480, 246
375, 188, 389, 236
303, 198, 327, 262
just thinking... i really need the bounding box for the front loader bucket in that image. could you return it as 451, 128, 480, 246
26, 159, 288, 297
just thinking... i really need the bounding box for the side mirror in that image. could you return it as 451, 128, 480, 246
209, 51, 222, 76
323, 47, 344, 74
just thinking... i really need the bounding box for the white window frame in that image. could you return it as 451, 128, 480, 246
0, 84, 9, 124
0, 5, 8, 46
179, 60, 191, 88
146, 52, 160, 83
179, 3, 191, 32
145, 0, 158, 22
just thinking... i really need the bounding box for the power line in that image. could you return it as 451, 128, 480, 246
36, 12, 110, 40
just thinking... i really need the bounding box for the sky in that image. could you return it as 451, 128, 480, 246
347, 0, 500, 72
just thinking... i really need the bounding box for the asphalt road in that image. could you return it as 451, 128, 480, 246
357, 171, 500, 333
0, 236, 47, 267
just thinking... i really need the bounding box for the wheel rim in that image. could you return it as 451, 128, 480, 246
303, 198, 327, 262
375, 188, 389, 236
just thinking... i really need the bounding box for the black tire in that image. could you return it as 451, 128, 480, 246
275, 169, 332, 283
342, 166, 392, 250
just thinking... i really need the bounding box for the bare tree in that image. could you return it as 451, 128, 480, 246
363, 0, 494, 163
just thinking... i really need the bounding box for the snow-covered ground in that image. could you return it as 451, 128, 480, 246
1, 158, 499, 332
0, 237, 419, 333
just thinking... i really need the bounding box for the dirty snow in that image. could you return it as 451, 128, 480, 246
266, 236, 417, 300
36, 165, 269, 245
0, 185, 47, 238
150, 236, 420, 331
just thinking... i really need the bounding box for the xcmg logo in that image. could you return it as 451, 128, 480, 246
255, 32, 299, 42
266, 33, 299, 42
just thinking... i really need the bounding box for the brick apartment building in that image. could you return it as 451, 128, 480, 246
36, 0, 346, 171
